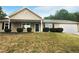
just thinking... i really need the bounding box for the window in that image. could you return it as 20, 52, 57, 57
23, 23, 31, 29
27, 23, 30, 25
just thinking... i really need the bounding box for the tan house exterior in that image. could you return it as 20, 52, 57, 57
0, 7, 79, 33
1, 8, 43, 32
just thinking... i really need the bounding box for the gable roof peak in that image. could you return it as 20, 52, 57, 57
9, 7, 42, 19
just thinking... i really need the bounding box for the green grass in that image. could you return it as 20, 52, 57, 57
0, 32, 79, 53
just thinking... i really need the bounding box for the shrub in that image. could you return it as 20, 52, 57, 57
50, 28, 63, 32
43, 27, 49, 32
50, 28, 56, 32
56, 28, 63, 32
17, 28, 23, 32
4, 29, 11, 33
27, 28, 32, 32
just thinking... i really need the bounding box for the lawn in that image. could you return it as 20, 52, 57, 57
0, 32, 79, 53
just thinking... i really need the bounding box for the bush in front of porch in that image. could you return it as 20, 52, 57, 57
17, 28, 23, 32
27, 28, 32, 32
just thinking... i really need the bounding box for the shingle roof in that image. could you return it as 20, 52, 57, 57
43, 19, 79, 24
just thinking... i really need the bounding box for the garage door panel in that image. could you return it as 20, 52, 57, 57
60, 24, 78, 33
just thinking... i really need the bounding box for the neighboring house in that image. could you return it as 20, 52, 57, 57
0, 7, 79, 33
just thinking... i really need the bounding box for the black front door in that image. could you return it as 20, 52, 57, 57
5, 23, 8, 29
35, 24, 39, 32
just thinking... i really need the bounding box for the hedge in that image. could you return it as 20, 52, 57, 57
50, 28, 63, 32
27, 28, 32, 32
43, 28, 50, 32
17, 28, 23, 32
4, 29, 11, 33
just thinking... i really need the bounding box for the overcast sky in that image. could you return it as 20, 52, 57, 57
2, 6, 79, 18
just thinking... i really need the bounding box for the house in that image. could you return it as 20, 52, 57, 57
0, 7, 79, 33
0, 8, 43, 32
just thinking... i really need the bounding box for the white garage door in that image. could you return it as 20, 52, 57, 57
59, 24, 78, 33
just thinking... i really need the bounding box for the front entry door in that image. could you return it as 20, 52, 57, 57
35, 24, 39, 32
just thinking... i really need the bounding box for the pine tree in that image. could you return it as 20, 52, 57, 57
0, 6, 7, 20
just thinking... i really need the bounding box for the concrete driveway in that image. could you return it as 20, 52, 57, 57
63, 32, 79, 35
73, 33, 79, 35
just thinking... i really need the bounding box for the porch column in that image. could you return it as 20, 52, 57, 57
8, 18, 10, 29
40, 20, 43, 32
2, 22, 4, 30
52, 23, 54, 28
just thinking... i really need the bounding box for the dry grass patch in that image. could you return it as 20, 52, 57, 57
0, 32, 79, 53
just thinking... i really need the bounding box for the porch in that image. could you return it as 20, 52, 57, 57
10, 19, 43, 32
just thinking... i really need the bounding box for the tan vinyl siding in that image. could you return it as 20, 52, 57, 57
11, 22, 38, 32
11, 23, 21, 32
77, 24, 79, 32
10, 9, 41, 20
54, 24, 60, 28
0, 23, 4, 32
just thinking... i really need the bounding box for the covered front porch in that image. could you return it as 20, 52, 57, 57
10, 19, 43, 32
0, 19, 10, 32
